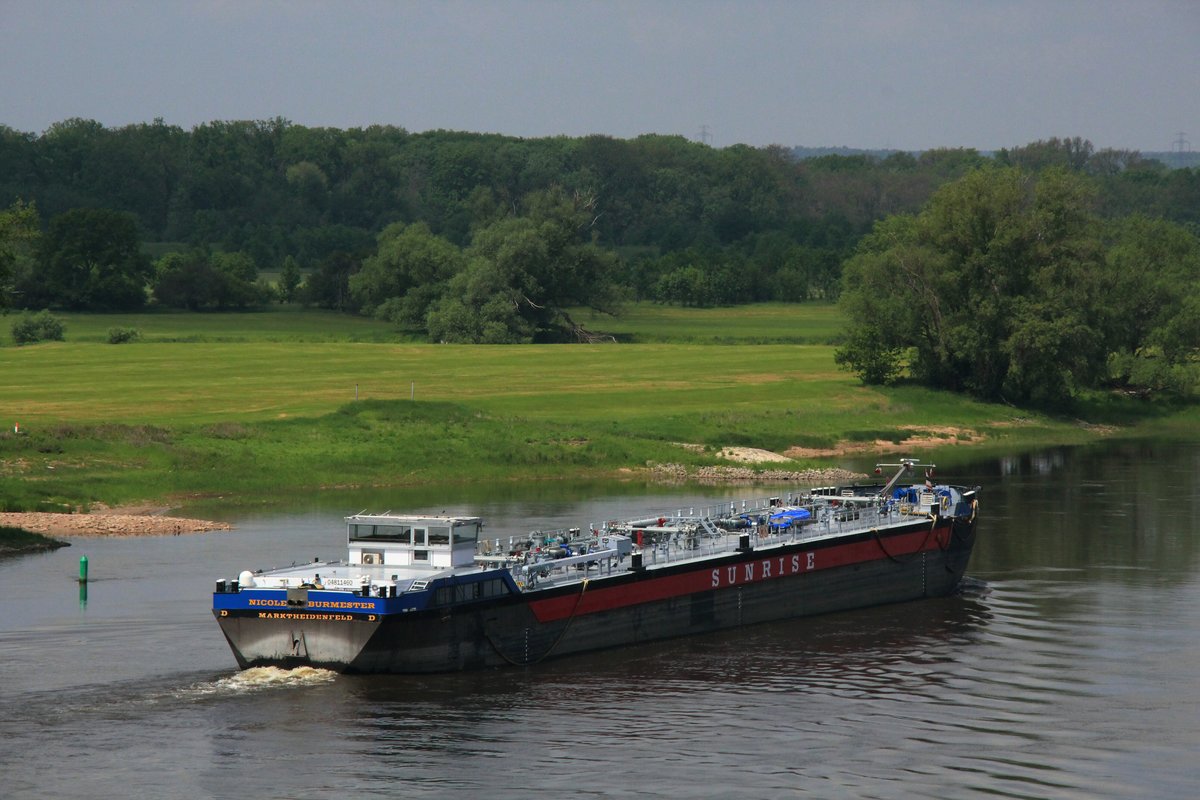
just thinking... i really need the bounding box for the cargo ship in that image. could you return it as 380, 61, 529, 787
213, 459, 979, 673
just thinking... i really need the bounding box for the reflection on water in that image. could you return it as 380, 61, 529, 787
183, 476, 733, 524
1, 440, 1199, 798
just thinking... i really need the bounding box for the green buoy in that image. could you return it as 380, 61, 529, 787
79, 555, 88, 583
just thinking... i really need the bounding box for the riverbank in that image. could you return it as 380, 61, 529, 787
0, 506, 233, 538
647, 461, 866, 484
3, 319, 1195, 515
0, 525, 70, 557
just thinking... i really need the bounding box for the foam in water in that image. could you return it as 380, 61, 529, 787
185, 666, 337, 698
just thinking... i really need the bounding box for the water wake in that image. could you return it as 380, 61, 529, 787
183, 666, 338, 698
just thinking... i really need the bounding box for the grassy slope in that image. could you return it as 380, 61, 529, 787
0, 340, 1035, 439
0, 304, 1186, 511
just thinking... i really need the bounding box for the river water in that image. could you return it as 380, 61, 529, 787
1, 441, 1197, 798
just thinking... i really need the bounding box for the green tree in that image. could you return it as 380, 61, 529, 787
151, 250, 262, 310
302, 251, 360, 311
212, 251, 257, 283
0, 200, 39, 309
833, 326, 904, 385
654, 263, 715, 307
349, 222, 464, 325
833, 214, 925, 385
1102, 215, 1200, 391
37, 208, 152, 310
427, 189, 622, 343
285, 160, 329, 217
293, 224, 374, 267
998, 137, 1094, 172
210, 251, 262, 308
278, 255, 302, 303
152, 251, 219, 310
837, 167, 1108, 409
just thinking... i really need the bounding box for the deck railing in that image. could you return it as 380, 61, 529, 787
501, 493, 952, 584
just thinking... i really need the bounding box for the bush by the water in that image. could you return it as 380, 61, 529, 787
11, 311, 65, 345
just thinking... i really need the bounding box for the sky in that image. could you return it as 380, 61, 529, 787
2, 0, 1197, 153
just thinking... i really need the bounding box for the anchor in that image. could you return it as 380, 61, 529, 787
290, 630, 308, 658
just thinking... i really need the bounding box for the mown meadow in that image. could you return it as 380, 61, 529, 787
1, 304, 1190, 512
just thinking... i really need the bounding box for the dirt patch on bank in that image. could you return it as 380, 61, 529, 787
0, 505, 233, 538
717, 447, 796, 464
783, 426, 987, 459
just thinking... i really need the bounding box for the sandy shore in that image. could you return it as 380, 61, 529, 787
0, 505, 233, 538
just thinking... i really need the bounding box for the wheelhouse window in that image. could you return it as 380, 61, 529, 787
351, 523, 412, 544
453, 524, 479, 545
428, 526, 450, 547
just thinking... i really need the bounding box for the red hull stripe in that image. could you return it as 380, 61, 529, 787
528, 523, 949, 623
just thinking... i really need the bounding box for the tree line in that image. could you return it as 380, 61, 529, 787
3, 122, 1196, 298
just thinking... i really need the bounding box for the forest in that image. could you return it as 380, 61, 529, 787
1, 119, 1198, 406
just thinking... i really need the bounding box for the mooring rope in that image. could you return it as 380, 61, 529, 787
485, 577, 591, 666
870, 514, 945, 564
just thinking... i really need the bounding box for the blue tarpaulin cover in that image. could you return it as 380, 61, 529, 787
769, 508, 811, 525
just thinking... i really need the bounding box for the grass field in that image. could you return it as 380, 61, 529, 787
570, 302, 846, 343
0, 303, 845, 346
1, 307, 409, 345
0, 303, 1186, 511
0, 339, 887, 425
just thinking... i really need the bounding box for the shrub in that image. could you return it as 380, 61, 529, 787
10, 317, 38, 345
107, 327, 142, 344
11, 311, 66, 345
833, 328, 903, 385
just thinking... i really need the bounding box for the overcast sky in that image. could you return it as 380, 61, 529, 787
2, 1, 1197, 152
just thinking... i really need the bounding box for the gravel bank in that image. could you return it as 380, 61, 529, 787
0, 510, 232, 538
648, 463, 867, 484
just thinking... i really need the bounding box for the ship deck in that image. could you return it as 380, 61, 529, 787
229, 485, 974, 598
